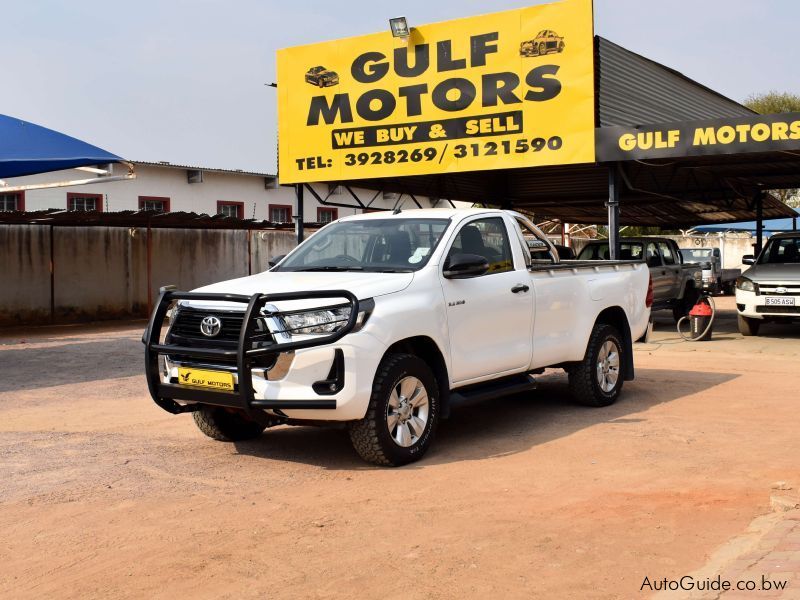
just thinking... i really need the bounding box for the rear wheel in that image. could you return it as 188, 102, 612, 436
193, 406, 267, 441
673, 286, 699, 322
348, 354, 439, 467
569, 324, 624, 407
738, 314, 761, 337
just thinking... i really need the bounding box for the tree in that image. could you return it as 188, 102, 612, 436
743, 91, 800, 208
744, 90, 800, 114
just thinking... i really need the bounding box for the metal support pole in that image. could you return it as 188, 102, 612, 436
755, 191, 764, 257
607, 165, 620, 260
49, 224, 55, 324
295, 183, 305, 244
146, 218, 153, 315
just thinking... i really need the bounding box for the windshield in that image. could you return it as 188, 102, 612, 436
277, 218, 450, 272
577, 242, 644, 261
680, 249, 713, 262
758, 236, 800, 264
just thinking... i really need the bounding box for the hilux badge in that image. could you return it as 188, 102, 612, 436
200, 316, 222, 337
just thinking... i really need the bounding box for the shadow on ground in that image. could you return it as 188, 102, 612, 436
233, 367, 739, 470
650, 300, 800, 340
0, 338, 142, 393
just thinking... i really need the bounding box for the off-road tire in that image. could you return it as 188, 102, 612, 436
737, 314, 760, 337
192, 406, 267, 441
568, 323, 624, 407
348, 353, 439, 467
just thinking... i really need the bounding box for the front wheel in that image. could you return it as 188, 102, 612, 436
569, 324, 624, 407
193, 406, 267, 441
738, 314, 761, 336
348, 354, 439, 466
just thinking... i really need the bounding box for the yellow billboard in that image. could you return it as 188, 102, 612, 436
277, 0, 595, 183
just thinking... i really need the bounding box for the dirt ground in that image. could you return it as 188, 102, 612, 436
1, 297, 799, 599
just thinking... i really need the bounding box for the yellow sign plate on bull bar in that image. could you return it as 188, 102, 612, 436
177, 367, 234, 391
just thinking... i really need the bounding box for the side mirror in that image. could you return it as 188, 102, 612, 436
742, 254, 755, 265
646, 256, 661, 268
268, 254, 287, 268
443, 253, 490, 279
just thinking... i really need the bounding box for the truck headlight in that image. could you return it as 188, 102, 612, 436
736, 277, 755, 292
281, 298, 374, 335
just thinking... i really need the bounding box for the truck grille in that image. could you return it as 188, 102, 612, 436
170, 308, 245, 343
758, 284, 800, 296
166, 307, 277, 369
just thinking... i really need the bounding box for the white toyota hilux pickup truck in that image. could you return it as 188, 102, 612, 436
143, 209, 652, 466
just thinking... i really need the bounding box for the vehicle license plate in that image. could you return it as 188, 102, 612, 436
177, 367, 234, 390
765, 297, 795, 306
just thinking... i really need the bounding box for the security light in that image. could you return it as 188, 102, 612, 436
389, 17, 410, 38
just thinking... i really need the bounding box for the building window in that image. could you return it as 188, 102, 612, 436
67, 193, 103, 212
217, 201, 244, 219
139, 196, 170, 212
317, 207, 338, 223
328, 184, 344, 196
269, 204, 292, 223
0, 192, 24, 211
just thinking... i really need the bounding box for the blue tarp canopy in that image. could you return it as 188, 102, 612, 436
0, 114, 122, 179
695, 209, 799, 235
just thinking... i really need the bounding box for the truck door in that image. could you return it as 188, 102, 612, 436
658, 241, 681, 298
646, 241, 668, 302
440, 216, 534, 383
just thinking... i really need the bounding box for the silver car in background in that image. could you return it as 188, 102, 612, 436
735, 232, 800, 336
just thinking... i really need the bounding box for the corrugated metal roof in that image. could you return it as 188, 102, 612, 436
133, 161, 276, 179
0, 209, 314, 229
596, 37, 754, 127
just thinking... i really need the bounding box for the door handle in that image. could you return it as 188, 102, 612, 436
511, 284, 530, 294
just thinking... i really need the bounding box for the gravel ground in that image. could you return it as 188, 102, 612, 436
1, 297, 799, 599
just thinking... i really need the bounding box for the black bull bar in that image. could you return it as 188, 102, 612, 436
143, 289, 360, 416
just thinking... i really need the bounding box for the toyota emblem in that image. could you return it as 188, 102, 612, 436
200, 315, 222, 337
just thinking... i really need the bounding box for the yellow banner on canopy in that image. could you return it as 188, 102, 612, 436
277, 0, 595, 183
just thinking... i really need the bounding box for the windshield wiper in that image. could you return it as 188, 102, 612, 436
367, 268, 414, 273
293, 266, 365, 272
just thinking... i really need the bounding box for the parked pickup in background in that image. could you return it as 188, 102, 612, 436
143, 209, 652, 466
578, 237, 702, 321
679, 247, 740, 295
736, 232, 800, 336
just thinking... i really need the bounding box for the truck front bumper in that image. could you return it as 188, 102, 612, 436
143, 289, 381, 421
735, 288, 800, 319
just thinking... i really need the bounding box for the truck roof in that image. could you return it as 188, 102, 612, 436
339, 207, 508, 221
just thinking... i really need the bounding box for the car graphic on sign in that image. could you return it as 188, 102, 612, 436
520, 30, 565, 57
305, 66, 340, 88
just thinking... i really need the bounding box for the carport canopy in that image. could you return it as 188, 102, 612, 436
300, 38, 799, 239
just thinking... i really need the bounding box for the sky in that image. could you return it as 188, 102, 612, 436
4, 1, 798, 174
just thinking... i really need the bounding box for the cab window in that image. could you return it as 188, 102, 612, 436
646, 242, 661, 267
658, 242, 676, 265
446, 217, 514, 275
